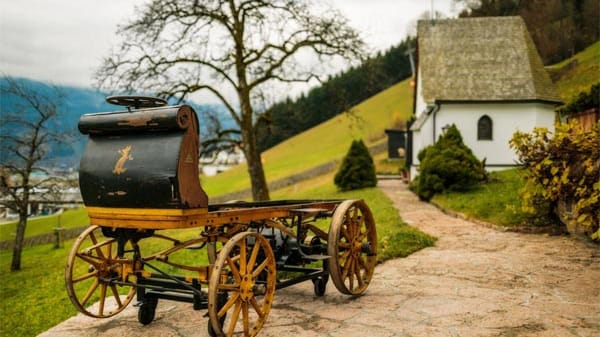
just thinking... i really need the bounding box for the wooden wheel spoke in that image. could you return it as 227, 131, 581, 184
351, 207, 359, 224
226, 257, 242, 283
341, 255, 353, 281
358, 214, 365, 229
227, 302, 243, 336
341, 225, 352, 241
252, 258, 271, 278
88, 232, 106, 259
338, 242, 351, 249
75, 251, 105, 267
98, 284, 107, 316
354, 263, 364, 288
218, 292, 240, 318
110, 285, 122, 307
72, 270, 98, 283
106, 241, 113, 260
218, 283, 241, 292
239, 240, 248, 274
242, 302, 250, 335
347, 261, 355, 290
339, 250, 351, 261
247, 242, 261, 271
249, 298, 264, 318
356, 231, 366, 242
357, 256, 368, 270
81, 279, 99, 307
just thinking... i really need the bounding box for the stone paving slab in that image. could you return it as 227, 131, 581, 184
39, 179, 600, 337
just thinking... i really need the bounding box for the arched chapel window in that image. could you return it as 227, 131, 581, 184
477, 115, 493, 140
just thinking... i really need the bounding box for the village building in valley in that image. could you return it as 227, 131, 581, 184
409, 16, 562, 179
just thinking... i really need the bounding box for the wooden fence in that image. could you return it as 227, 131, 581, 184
0, 226, 87, 250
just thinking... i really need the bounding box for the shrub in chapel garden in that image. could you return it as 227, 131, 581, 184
334, 139, 377, 191
415, 124, 486, 201
557, 83, 599, 118
510, 121, 600, 240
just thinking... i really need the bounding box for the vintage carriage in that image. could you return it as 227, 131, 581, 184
65, 96, 377, 337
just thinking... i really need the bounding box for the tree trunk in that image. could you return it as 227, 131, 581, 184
10, 212, 27, 271
241, 121, 270, 201
246, 147, 270, 201
236, 56, 270, 201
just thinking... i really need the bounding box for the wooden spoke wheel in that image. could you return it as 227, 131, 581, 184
208, 232, 276, 337
328, 200, 377, 295
65, 225, 137, 318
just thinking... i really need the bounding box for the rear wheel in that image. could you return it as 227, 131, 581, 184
65, 225, 137, 317
328, 200, 377, 295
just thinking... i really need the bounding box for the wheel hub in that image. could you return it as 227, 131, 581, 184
240, 274, 255, 301
352, 239, 362, 258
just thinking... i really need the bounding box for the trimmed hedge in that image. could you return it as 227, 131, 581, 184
414, 125, 486, 201
334, 139, 377, 191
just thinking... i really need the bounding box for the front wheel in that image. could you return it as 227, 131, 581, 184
208, 232, 276, 337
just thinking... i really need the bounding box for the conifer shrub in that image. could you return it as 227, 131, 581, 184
414, 125, 486, 201
510, 121, 600, 240
334, 139, 377, 191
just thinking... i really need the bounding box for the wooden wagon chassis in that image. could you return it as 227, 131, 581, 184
65, 97, 378, 337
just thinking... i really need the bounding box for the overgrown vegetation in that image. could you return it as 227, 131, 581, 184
334, 140, 377, 191
549, 41, 600, 102
557, 82, 600, 117
510, 121, 600, 240
412, 125, 486, 201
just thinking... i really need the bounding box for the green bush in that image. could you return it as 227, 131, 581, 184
414, 125, 486, 201
334, 139, 377, 191
510, 121, 600, 240
558, 82, 599, 117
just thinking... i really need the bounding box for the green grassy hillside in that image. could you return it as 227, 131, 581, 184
203, 79, 414, 197
548, 40, 600, 102
0, 209, 89, 241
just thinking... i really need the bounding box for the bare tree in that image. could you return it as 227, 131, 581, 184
0, 77, 64, 271
95, 0, 365, 201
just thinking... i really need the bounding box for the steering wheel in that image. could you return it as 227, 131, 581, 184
106, 95, 168, 109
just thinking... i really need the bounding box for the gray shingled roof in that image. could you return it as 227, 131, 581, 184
417, 16, 562, 104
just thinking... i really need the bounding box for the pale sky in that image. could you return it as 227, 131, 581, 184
0, 0, 458, 97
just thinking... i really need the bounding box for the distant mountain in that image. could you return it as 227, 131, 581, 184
0, 77, 234, 169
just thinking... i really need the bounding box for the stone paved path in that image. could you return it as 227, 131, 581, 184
40, 179, 600, 337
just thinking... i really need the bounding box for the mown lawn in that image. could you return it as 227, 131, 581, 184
0, 242, 76, 337
432, 169, 531, 227
0, 208, 90, 242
